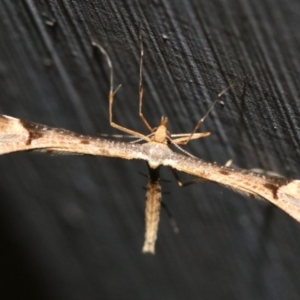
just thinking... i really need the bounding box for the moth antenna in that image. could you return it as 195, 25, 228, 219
92, 41, 150, 141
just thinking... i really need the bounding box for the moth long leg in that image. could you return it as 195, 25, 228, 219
161, 201, 179, 233
138, 30, 153, 132
179, 80, 238, 145
92, 42, 150, 142
171, 168, 205, 187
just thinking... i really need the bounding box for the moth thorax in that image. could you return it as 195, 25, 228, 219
153, 125, 168, 143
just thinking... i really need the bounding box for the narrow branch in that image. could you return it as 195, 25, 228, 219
1, 115, 300, 223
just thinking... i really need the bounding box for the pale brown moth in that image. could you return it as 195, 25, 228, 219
92, 35, 235, 254
91, 36, 211, 253
1, 40, 300, 254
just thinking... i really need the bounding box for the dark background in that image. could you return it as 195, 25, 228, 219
1, 0, 300, 299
